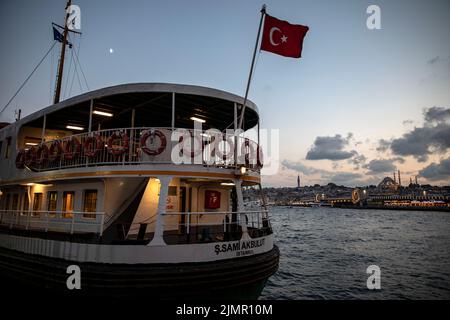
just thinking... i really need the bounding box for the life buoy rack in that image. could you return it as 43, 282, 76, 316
15, 149, 26, 169
241, 138, 256, 167
178, 133, 203, 158
35, 144, 50, 166
63, 137, 81, 161
213, 135, 234, 162
256, 144, 264, 168
24, 147, 37, 167
140, 130, 167, 156
48, 141, 63, 162
107, 131, 129, 156
84, 134, 103, 158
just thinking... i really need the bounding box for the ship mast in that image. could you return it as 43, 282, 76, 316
53, 0, 72, 104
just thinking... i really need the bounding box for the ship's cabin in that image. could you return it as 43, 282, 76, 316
0, 84, 271, 245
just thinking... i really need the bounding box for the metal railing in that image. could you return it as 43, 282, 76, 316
0, 209, 105, 235
19, 127, 262, 173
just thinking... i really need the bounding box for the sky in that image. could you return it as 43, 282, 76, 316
0, 0, 449, 187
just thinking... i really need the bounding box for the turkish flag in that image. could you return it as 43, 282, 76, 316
260, 14, 309, 58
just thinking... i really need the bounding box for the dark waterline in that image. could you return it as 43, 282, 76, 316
260, 206, 450, 300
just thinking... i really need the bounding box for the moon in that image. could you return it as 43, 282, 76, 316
269, 27, 282, 46
109, 48, 114, 54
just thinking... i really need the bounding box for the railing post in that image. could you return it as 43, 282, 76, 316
70, 212, 75, 234
149, 176, 171, 246
186, 211, 190, 234
26, 209, 30, 230
234, 179, 249, 239
99, 212, 105, 236
45, 212, 49, 232
9, 211, 14, 229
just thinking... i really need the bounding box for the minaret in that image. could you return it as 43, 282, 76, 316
398, 170, 401, 186
297, 175, 301, 189
393, 171, 396, 184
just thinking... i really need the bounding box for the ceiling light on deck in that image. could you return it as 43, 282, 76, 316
93, 110, 113, 117
221, 182, 235, 186
240, 166, 247, 175
25, 142, 38, 146
66, 125, 84, 131
190, 117, 206, 123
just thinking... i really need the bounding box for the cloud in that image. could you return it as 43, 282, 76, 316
424, 106, 450, 124
427, 56, 440, 64
382, 107, 450, 162
402, 119, 414, 126
281, 159, 376, 187
419, 157, 450, 181
427, 56, 450, 65
281, 159, 324, 175
376, 139, 391, 152
364, 159, 397, 174
327, 172, 364, 185
348, 153, 367, 170
305, 134, 356, 160
390, 123, 450, 162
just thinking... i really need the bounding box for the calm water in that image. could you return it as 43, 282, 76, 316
260, 206, 450, 300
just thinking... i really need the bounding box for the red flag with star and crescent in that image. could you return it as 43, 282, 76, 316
260, 14, 309, 58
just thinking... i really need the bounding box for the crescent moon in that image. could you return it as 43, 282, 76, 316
269, 27, 281, 46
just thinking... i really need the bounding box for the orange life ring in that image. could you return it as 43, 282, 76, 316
15, 149, 26, 169
48, 141, 63, 162
35, 144, 49, 166
24, 147, 37, 167
140, 130, 166, 156
107, 131, 129, 156
84, 134, 103, 158
63, 137, 81, 161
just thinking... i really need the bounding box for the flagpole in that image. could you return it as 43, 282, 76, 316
238, 4, 266, 130
53, 0, 72, 104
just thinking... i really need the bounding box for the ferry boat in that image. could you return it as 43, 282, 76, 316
0, 2, 279, 299
0, 82, 279, 297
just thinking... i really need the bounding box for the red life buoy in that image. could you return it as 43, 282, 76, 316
107, 131, 129, 156
35, 144, 49, 166
15, 149, 26, 169
178, 133, 203, 158
24, 147, 37, 167
48, 141, 63, 162
84, 134, 103, 158
63, 137, 81, 161
140, 130, 167, 156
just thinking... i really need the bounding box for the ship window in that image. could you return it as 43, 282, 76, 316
47, 191, 58, 217
5, 137, 11, 159
62, 191, 75, 218
83, 190, 97, 218
32, 193, 42, 217
11, 194, 19, 211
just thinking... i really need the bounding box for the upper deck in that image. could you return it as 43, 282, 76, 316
0, 83, 262, 185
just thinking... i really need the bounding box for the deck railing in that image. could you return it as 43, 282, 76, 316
17, 127, 262, 173
0, 209, 105, 235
